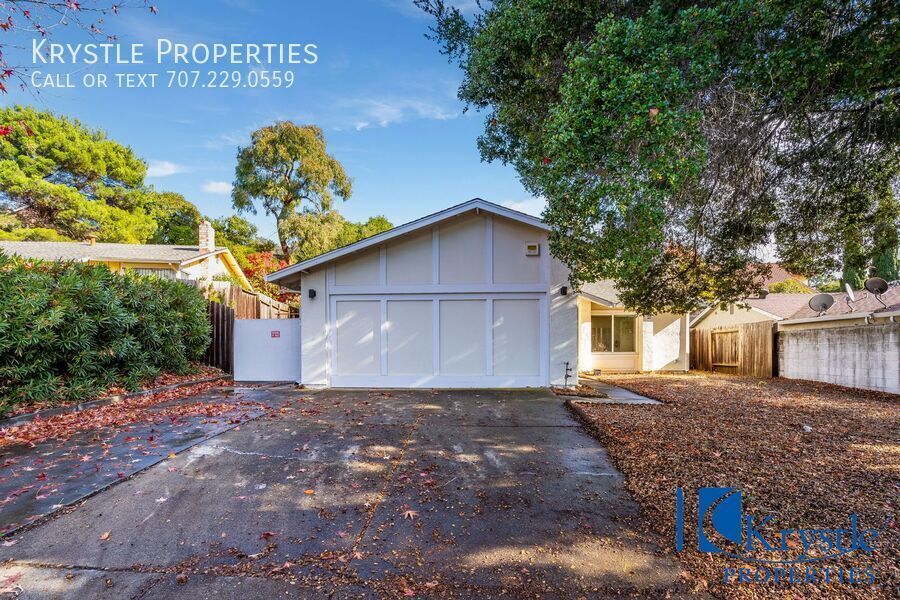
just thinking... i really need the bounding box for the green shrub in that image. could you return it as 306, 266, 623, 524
0, 252, 211, 416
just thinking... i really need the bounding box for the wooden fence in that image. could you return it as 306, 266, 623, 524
226, 286, 296, 320
690, 321, 778, 378
203, 301, 234, 374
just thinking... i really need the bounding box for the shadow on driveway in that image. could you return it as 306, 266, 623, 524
0, 388, 687, 598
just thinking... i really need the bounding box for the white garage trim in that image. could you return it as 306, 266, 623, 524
328, 293, 549, 388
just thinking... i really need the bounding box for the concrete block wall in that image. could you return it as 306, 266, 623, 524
778, 323, 900, 394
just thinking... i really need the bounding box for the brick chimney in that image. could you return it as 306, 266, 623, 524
198, 220, 215, 252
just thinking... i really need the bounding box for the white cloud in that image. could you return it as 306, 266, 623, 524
502, 198, 547, 218
202, 181, 232, 195
336, 97, 460, 130
146, 160, 186, 178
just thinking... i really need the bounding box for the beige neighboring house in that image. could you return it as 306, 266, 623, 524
0, 221, 251, 289
690, 293, 815, 330
690, 285, 900, 331
265, 198, 689, 389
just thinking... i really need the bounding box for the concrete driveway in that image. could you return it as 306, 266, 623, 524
0, 388, 683, 598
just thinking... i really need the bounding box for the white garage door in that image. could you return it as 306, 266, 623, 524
330, 295, 547, 388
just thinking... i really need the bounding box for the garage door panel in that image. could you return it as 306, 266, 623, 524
439, 300, 486, 376
331, 295, 545, 387
335, 301, 381, 376
493, 299, 540, 376
387, 300, 434, 375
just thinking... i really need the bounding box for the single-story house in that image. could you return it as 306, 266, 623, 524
0, 221, 251, 289
777, 285, 900, 330
691, 286, 900, 332
690, 293, 815, 330
266, 198, 689, 389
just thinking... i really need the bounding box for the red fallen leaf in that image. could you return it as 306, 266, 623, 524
116, 472, 126, 478
259, 531, 277, 541
36, 472, 47, 481
2, 571, 22, 585
541, 157, 551, 164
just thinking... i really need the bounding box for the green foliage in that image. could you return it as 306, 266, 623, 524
768, 279, 813, 294
418, 0, 899, 313
0, 106, 209, 246
232, 122, 352, 255
871, 183, 900, 281
148, 192, 202, 245
814, 279, 842, 293
0, 227, 72, 241
210, 215, 274, 269
283, 210, 392, 262
0, 252, 210, 416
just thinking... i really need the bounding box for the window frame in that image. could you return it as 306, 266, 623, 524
590, 313, 639, 355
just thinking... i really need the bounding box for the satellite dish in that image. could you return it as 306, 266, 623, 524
864, 277, 889, 295
844, 283, 856, 302
808, 293, 835, 315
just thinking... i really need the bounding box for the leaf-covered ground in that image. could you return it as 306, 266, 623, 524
572, 373, 899, 599
2, 364, 225, 419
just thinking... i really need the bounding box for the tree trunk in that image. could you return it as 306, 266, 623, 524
277, 203, 293, 258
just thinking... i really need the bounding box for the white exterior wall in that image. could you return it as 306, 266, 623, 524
234, 319, 302, 382
300, 269, 329, 386
549, 257, 578, 386
298, 211, 565, 387
650, 313, 690, 371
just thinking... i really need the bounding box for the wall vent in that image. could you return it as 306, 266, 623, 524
525, 242, 540, 256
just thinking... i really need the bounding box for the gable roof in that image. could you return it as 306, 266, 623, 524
0, 241, 224, 263
266, 198, 547, 283
786, 285, 900, 320
0, 241, 252, 289
691, 293, 816, 326
578, 280, 621, 306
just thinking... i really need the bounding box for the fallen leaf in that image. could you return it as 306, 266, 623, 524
99, 531, 111, 541
304, 489, 315, 495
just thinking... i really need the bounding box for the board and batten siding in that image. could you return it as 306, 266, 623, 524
298, 212, 578, 387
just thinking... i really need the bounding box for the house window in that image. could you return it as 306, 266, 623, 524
131, 267, 177, 280
591, 314, 637, 353
591, 316, 612, 352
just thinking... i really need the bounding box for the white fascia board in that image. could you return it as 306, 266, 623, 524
577, 292, 619, 307
266, 198, 548, 284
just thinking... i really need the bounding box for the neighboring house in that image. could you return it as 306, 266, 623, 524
691, 286, 900, 332
0, 221, 251, 289
757, 263, 810, 289
690, 293, 815, 330
266, 198, 689, 389
778, 285, 900, 330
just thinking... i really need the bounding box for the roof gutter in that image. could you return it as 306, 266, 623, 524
779, 311, 873, 326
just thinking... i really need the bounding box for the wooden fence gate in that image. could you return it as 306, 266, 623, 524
690, 321, 778, 378
203, 301, 234, 374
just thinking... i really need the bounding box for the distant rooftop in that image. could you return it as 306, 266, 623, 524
0, 241, 225, 263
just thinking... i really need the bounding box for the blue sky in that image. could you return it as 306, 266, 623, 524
2, 0, 544, 242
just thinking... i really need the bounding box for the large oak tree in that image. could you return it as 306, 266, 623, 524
418, 0, 899, 313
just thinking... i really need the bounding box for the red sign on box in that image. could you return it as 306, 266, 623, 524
271, 331, 281, 338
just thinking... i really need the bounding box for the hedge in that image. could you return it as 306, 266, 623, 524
0, 252, 211, 416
